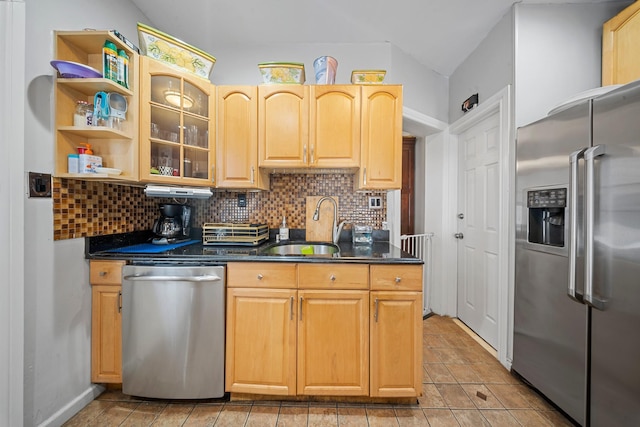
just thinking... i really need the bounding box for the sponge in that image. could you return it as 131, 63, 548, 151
300, 245, 314, 255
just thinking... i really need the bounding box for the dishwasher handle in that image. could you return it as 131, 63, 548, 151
124, 274, 222, 282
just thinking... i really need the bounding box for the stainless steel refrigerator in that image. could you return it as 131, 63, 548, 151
514, 80, 640, 426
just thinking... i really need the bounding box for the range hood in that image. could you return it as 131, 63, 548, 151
144, 185, 213, 199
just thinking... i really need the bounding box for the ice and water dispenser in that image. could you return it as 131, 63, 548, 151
527, 187, 566, 247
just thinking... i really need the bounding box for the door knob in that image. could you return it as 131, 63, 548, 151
458, 213, 464, 219
454, 233, 464, 239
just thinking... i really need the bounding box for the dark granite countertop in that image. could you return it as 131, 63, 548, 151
86, 230, 422, 265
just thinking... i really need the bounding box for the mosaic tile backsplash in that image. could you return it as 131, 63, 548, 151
53, 174, 387, 241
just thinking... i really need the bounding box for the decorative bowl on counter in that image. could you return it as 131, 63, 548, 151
351, 69, 386, 84
258, 62, 306, 84
137, 22, 216, 80
50, 60, 102, 78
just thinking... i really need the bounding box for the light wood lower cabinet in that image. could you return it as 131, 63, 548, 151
226, 288, 297, 395
226, 262, 423, 398
90, 260, 125, 383
297, 290, 369, 396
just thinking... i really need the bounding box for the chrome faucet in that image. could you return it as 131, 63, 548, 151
313, 196, 346, 244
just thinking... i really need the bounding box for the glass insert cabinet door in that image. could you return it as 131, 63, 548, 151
140, 57, 214, 184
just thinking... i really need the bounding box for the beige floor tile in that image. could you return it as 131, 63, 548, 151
337, 406, 368, 427
245, 404, 279, 427
472, 363, 515, 384
120, 401, 166, 426
452, 409, 491, 427
366, 407, 399, 427
480, 409, 523, 426
395, 407, 428, 426
423, 365, 434, 383
63, 400, 117, 426
182, 403, 223, 426
423, 408, 461, 427
418, 383, 447, 408
436, 384, 476, 409
425, 363, 457, 383
508, 409, 554, 426
445, 363, 482, 383
276, 405, 308, 427
459, 384, 504, 410
537, 410, 576, 427
212, 404, 250, 427
425, 334, 450, 348
87, 402, 139, 427
423, 347, 444, 363
307, 406, 338, 427
150, 403, 194, 426
486, 384, 532, 409
432, 348, 470, 364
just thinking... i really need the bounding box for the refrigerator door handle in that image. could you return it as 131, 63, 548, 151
584, 144, 606, 310
568, 148, 587, 302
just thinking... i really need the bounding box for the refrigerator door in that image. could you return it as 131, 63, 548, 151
513, 102, 590, 426
590, 81, 640, 426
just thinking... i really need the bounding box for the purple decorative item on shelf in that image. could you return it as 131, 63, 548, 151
50, 60, 103, 78
313, 56, 338, 84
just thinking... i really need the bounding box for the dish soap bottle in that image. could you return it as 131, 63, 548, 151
279, 216, 289, 241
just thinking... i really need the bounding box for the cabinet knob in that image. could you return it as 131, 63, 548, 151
99, 271, 107, 277
257, 274, 263, 280
395, 277, 402, 283
330, 274, 336, 281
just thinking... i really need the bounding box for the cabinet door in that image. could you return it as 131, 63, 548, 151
217, 86, 269, 189
226, 288, 297, 395
258, 85, 309, 168
297, 290, 369, 396
139, 56, 215, 186
602, 1, 640, 85
91, 285, 122, 383
309, 85, 360, 168
357, 85, 403, 190
370, 291, 422, 397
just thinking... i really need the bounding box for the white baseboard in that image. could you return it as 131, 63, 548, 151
38, 384, 105, 427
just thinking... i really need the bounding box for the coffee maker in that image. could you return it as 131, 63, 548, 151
152, 203, 192, 244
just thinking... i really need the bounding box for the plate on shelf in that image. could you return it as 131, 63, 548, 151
95, 167, 122, 176
50, 60, 102, 78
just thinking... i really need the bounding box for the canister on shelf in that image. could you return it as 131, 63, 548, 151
73, 100, 92, 127
67, 154, 79, 174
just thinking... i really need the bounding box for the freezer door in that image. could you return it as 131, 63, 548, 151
513, 102, 590, 426
590, 81, 640, 426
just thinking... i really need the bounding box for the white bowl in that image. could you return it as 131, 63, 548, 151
95, 167, 122, 176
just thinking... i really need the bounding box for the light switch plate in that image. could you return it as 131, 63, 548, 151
368, 196, 382, 209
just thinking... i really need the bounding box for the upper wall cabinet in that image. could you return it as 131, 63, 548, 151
602, 1, 640, 86
139, 57, 215, 186
217, 86, 269, 190
258, 85, 309, 168
356, 85, 403, 190
309, 86, 361, 169
53, 31, 139, 181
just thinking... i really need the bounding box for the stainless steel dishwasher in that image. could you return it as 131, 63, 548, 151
121, 264, 225, 399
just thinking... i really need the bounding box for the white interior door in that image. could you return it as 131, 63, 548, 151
456, 111, 500, 349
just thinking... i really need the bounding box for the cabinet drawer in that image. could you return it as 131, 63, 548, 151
90, 260, 126, 286
298, 264, 369, 289
228, 262, 297, 288
370, 265, 423, 291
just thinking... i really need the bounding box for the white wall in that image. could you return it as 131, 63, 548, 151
449, 9, 514, 123
514, 1, 631, 127
1, 2, 25, 426
23, 1, 148, 425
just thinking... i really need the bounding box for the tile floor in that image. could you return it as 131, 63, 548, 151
63, 315, 575, 426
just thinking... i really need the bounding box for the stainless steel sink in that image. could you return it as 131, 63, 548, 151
260, 242, 340, 256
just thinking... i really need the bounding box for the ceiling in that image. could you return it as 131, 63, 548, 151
130, 0, 614, 77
